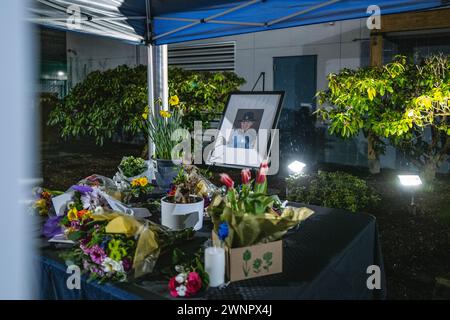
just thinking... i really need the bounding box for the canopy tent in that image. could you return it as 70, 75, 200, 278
32, 0, 446, 45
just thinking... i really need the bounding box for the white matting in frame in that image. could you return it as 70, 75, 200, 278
206, 91, 284, 168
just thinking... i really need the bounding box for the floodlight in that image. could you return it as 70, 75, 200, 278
288, 161, 306, 174
398, 175, 422, 187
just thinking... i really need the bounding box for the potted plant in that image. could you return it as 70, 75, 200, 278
161, 166, 209, 231
145, 95, 186, 189
118, 156, 149, 182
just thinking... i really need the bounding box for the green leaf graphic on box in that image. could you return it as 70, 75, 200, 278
242, 249, 252, 277
263, 251, 273, 272
253, 258, 262, 274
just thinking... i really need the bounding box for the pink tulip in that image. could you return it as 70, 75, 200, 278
220, 173, 234, 189
241, 168, 251, 184
256, 161, 269, 184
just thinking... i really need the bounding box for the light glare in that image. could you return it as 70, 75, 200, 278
288, 161, 306, 174
398, 175, 422, 186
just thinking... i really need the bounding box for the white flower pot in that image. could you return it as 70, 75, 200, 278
161, 196, 204, 231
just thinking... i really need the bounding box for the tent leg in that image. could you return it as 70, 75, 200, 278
147, 44, 155, 160
147, 44, 169, 160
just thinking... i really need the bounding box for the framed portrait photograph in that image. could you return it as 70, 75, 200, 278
206, 91, 284, 168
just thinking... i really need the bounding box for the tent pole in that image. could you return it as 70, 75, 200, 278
147, 44, 155, 161
154, 45, 169, 111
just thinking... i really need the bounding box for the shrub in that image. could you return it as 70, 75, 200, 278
286, 171, 380, 212
48, 65, 245, 145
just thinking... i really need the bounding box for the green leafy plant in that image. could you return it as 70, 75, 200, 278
317, 54, 450, 180
145, 102, 186, 160
118, 156, 148, 178
286, 171, 380, 213
48, 65, 245, 145
168, 67, 246, 130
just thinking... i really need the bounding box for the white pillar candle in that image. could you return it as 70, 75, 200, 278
204, 246, 225, 287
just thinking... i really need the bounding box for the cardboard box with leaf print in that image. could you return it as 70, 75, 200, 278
208, 163, 314, 282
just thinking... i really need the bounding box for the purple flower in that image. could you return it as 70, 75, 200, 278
42, 216, 63, 238
71, 185, 93, 194
70, 220, 80, 229
122, 258, 132, 272
89, 245, 106, 264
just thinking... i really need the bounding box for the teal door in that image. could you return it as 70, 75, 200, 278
274, 55, 317, 109
273, 55, 320, 172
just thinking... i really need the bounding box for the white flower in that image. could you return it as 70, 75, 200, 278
102, 257, 124, 274
81, 187, 101, 210
176, 285, 187, 297
175, 273, 186, 284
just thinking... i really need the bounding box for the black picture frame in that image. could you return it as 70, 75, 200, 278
206, 91, 285, 169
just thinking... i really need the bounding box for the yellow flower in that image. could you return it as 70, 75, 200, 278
159, 110, 172, 118
142, 106, 149, 120
131, 179, 140, 187
139, 177, 148, 187
169, 95, 179, 106
67, 208, 78, 221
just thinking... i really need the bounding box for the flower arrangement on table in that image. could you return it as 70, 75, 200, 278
144, 95, 186, 161
207, 161, 315, 249
161, 165, 215, 231
167, 165, 211, 203
128, 176, 154, 201
60, 212, 195, 283
118, 156, 148, 179
51, 182, 195, 283
31, 187, 63, 216
167, 248, 210, 298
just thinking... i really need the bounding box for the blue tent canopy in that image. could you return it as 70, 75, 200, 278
33, 0, 446, 45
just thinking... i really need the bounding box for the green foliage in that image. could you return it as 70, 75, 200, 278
317, 54, 450, 179
168, 67, 246, 129
118, 156, 148, 178
48, 65, 245, 145
286, 171, 380, 213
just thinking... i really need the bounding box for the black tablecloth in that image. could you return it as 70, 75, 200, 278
37, 203, 386, 300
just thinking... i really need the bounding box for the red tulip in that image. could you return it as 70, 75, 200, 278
241, 168, 251, 184
220, 173, 234, 189
256, 161, 269, 184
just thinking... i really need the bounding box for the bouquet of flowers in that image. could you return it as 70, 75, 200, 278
31, 187, 63, 216
167, 248, 209, 298
168, 165, 213, 204
60, 210, 195, 282
208, 162, 314, 248
118, 156, 148, 179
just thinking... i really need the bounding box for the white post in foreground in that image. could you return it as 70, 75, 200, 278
0, 0, 33, 299
147, 44, 156, 160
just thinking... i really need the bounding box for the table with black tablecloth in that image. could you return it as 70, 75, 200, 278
37, 203, 386, 300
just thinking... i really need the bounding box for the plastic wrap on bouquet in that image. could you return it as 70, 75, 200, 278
51, 176, 150, 219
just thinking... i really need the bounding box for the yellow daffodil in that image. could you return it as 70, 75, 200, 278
169, 95, 179, 106
159, 110, 172, 118
67, 208, 78, 221
142, 106, 149, 120
139, 177, 148, 187
131, 178, 140, 187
